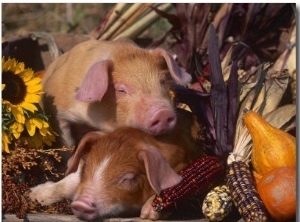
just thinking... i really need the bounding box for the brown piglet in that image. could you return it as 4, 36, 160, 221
42, 39, 192, 147
29, 113, 203, 221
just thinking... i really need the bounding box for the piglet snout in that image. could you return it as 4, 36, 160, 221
148, 107, 176, 135
71, 197, 98, 221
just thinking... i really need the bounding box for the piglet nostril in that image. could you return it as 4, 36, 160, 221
148, 108, 177, 135
167, 116, 175, 124
71, 198, 98, 221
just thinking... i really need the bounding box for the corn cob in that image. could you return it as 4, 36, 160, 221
202, 184, 233, 221
291, 69, 296, 104
152, 156, 225, 212
226, 160, 268, 222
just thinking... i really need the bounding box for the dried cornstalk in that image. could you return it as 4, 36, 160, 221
91, 3, 128, 39
234, 61, 290, 141
110, 3, 153, 39
113, 4, 173, 40
99, 3, 145, 40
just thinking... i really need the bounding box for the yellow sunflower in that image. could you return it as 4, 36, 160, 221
2, 57, 42, 123
2, 57, 58, 152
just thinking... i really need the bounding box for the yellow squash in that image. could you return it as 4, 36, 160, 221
243, 111, 296, 176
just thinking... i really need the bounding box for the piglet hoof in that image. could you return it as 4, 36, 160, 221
140, 195, 171, 220
29, 181, 62, 205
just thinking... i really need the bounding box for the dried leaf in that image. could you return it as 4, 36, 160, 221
243, 3, 296, 61
233, 103, 296, 162
226, 42, 249, 152
172, 84, 216, 150
263, 104, 296, 131
235, 61, 290, 139
208, 24, 228, 156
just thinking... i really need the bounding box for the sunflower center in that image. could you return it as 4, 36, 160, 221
2, 71, 27, 105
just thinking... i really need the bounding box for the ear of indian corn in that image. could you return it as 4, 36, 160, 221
152, 156, 225, 212
202, 184, 233, 221
226, 160, 268, 222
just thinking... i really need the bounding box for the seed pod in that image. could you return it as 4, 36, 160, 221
152, 156, 225, 212
202, 185, 233, 221
226, 161, 268, 222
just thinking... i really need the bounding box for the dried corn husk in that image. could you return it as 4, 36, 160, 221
99, 3, 147, 40
234, 59, 292, 141
114, 4, 173, 40
93, 3, 173, 41
91, 3, 128, 39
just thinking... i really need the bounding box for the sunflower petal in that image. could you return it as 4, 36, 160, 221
14, 63, 26, 74
42, 121, 49, 128
25, 93, 41, 104
3, 58, 16, 71
21, 69, 35, 82
26, 83, 42, 93
21, 101, 38, 112
43, 138, 53, 146
25, 77, 41, 86
11, 106, 25, 123
39, 127, 49, 136
10, 122, 24, 132
26, 134, 43, 149
25, 119, 36, 136
10, 122, 24, 139
2, 132, 11, 153
32, 118, 44, 129
2, 139, 10, 153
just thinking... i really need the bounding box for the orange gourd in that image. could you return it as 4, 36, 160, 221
256, 166, 296, 221
243, 111, 296, 175
252, 170, 262, 185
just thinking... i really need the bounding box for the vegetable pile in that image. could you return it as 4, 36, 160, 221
147, 3, 296, 221
2, 3, 296, 221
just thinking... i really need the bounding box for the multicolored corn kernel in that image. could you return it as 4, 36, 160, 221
202, 185, 233, 221
226, 161, 268, 222
152, 156, 225, 212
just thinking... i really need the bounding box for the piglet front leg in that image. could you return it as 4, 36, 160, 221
29, 169, 80, 205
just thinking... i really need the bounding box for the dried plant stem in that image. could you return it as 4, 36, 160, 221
113, 4, 173, 40
92, 3, 128, 39
110, 3, 153, 39
99, 3, 145, 40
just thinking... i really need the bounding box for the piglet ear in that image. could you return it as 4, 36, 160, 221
65, 131, 106, 176
74, 60, 110, 102
151, 48, 192, 85
138, 145, 182, 195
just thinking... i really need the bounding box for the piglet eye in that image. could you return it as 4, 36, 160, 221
114, 83, 128, 95
118, 172, 137, 189
117, 89, 126, 94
